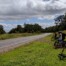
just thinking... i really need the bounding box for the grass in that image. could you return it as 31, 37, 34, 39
0, 33, 40, 40
0, 35, 66, 66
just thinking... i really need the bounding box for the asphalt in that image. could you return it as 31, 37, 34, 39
0, 33, 51, 53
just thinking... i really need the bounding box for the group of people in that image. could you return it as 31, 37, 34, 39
54, 31, 66, 47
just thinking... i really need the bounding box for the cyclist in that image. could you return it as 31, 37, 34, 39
58, 31, 66, 47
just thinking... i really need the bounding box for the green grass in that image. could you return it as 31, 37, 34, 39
0, 35, 66, 66
0, 33, 40, 40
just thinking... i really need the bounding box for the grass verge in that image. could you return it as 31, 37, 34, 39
0, 33, 40, 40
0, 35, 66, 66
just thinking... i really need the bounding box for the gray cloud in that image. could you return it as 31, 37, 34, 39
0, 0, 66, 20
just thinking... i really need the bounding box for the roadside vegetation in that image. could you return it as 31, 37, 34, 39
0, 35, 66, 66
0, 24, 42, 40
0, 33, 40, 40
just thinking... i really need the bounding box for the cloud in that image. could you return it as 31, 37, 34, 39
0, 22, 26, 32
0, 22, 16, 28
0, 0, 65, 20
36, 22, 55, 28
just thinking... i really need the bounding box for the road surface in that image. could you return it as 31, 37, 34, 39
0, 33, 51, 53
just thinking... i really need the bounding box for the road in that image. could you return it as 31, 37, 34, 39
0, 33, 51, 53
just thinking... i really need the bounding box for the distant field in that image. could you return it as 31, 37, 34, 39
0, 35, 66, 66
0, 33, 40, 40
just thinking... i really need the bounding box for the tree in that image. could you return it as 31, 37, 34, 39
24, 24, 34, 33
54, 13, 66, 31
9, 25, 24, 33
0, 25, 6, 34
24, 24, 42, 33
54, 15, 64, 25
33, 24, 42, 32
16, 25, 23, 33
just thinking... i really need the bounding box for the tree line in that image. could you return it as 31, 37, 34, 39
0, 24, 43, 34
9, 24, 43, 33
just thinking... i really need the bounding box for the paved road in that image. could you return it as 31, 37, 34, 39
0, 33, 51, 53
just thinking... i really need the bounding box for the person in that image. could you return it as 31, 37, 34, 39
57, 32, 66, 54
58, 31, 66, 47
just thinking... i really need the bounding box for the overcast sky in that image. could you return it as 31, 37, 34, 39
0, 0, 66, 31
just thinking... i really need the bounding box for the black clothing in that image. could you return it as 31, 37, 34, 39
62, 33, 66, 41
